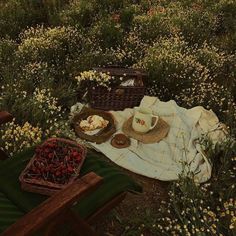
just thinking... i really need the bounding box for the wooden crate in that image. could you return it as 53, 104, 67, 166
19, 138, 87, 196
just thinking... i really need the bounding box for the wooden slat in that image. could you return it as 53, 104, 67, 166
47, 193, 127, 236
65, 210, 98, 236
0, 111, 13, 125
1, 172, 102, 236
86, 192, 126, 224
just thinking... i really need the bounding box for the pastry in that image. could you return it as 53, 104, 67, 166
79, 115, 109, 131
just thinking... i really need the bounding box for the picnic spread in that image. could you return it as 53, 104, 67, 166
71, 96, 227, 183
0, 64, 229, 234
0, 108, 142, 235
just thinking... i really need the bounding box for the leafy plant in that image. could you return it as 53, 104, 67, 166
18, 26, 83, 79
58, 0, 99, 28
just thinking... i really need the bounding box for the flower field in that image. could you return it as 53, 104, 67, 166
0, 0, 235, 235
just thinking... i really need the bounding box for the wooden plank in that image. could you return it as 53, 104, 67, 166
43, 217, 63, 236
65, 210, 98, 236
44, 193, 127, 236
0, 111, 13, 125
1, 172, 103, 236
86, 192, 127, 224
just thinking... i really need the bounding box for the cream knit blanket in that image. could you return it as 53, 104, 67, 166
72, 96, 227, 183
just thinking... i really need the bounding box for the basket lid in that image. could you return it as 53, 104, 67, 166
92, 66, 147, 77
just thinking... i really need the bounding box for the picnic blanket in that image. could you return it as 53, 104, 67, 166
72, 96, 227, 183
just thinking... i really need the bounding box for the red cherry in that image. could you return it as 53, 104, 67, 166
67, 166, 73, 173
48, 153, 54, 159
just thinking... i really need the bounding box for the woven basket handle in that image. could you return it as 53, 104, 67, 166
105, 65, 126, 69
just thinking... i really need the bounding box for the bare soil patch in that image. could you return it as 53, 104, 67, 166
95, 169, 170, 236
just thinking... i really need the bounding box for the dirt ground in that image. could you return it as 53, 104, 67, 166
94, 169, 170, 236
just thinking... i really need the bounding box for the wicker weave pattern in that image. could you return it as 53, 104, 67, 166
89, 86, 145, 111
89, 67, 147, 111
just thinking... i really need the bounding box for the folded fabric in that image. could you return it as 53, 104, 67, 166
78, 96, 227, 183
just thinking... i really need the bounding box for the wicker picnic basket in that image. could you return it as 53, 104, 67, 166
19, 138, 87, 196
89, 67, 147, 111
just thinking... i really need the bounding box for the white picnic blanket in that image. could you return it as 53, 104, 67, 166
72, 96, 227, 183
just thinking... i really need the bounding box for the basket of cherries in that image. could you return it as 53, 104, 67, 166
19, 138, 87, 195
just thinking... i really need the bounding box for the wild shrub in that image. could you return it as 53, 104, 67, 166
0, 0, 45, 38
90, 18, 123, 49
17, 26, 83, 79
58, 0, 99, 28
132, 10, 171, 43
139, 35, 206, 98
138, 35, 236, 128
0, 39, 18, 79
